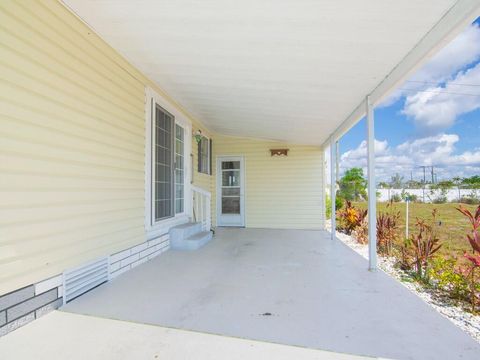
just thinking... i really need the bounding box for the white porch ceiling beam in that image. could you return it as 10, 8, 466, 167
366, 96, 377, 270
322, 0, 480, 147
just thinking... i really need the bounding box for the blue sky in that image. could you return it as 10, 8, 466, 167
338, 19, 480, 182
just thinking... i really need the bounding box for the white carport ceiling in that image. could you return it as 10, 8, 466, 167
63, 0, 479, 145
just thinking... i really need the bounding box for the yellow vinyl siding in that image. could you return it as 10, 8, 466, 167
212, 136, 324, 229
0, 0, 212, 295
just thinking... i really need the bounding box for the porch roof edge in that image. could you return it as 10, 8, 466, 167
321, 0, 480, 149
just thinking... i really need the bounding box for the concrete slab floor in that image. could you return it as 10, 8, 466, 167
63, 228, 480, 360
0, 311, 380, 360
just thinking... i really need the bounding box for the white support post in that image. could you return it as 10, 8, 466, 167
366, 95, 377, 270
321, 149, 327, 230
335, 141, 340, 184
330, 137, 336, 240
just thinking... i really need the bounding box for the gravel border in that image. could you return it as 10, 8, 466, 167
330, 228, 480, 343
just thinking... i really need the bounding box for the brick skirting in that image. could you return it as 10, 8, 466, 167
0, 233, 169, 337
0, 277, 63, 336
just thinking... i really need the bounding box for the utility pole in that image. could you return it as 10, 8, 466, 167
420, 166, 427, 184
431, 166, 435, 184
419, 166, 427, 202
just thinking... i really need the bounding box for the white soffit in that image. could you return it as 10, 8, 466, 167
63, 0, 480, 145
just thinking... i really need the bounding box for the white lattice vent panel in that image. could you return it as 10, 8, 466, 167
63, 257, 109, 304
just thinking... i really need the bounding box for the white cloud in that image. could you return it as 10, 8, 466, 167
402, 63, 480, 134
409, 22, 480, 85
340, 134, 480, 181
379, 22, 480, 111
338, 23, 480, 181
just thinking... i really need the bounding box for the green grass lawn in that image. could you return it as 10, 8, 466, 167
352, 201, 479, 258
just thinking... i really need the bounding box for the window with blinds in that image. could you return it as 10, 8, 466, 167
153, 105, 174, 221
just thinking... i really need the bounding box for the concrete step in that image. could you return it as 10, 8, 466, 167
170, 230, 213, 251
169, 222, 202, 243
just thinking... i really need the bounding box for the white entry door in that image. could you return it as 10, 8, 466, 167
217, 156, 245, 227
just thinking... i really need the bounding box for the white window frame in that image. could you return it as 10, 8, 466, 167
174, 123, 186, 215
145, 87, 192, 239
197, 135, 211, 175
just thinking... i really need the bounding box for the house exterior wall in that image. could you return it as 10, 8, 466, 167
0, 0, 212, 297
0, 0, 322, 306
212, 135, 325, 229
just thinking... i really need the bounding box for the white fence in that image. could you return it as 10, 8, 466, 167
378, 188, 479, 203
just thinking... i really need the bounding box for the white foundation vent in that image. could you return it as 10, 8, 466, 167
63, 257, 109, 304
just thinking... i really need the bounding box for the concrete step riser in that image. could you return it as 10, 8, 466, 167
186, 223, 203, 237
169, 223, 202, 242
170, 231, 212, 250
169, 223, 212, 251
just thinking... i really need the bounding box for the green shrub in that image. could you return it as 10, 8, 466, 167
428, 257, 470, 301
325, 195, 345, 219
391, 193, 402, 202
336, 196, 345, 211
433, 195, 448, 204
459, 196, 480, 205
401, 190, 418, 202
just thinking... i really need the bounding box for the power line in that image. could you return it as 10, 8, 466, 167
398, 88, 480, 97
405, 80, 480, 87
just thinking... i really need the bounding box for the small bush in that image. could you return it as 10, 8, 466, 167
428, 257, 470, 301
432, 195, 448, 204
376, 203, 400, 255
397, 237, 413, 271
336, 196, 345, 211
353, 217, 368, 244
401, 191, 418, 202
326, 195, 345, 218
391, 193, 402, 202
337, 201, 366, 235
410, 210, 442, 280
459, 196, 480, 205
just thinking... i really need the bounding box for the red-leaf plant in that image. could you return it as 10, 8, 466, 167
456, 205, 480, 252
376, 201, 400, 256
456, 205, 480, 313
411, 211, 442, 280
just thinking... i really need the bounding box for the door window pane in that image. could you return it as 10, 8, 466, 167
222, 170, 240, 187
222, 197, 240, 214
221, 161, 240, 170
222, 188, 240, 196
